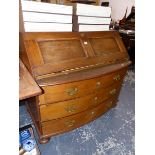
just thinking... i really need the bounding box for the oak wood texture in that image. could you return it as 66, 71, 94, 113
41, 96, 117, 136
20, 31, 129, 78
40, 82, 121, 121
26, 66, 129, 143
37, 61, 130, 86
19, 59, 42, 100
40, 68, 126, 104
20, 31, 131, 143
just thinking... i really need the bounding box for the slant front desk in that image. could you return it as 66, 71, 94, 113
20, 31, 131, 143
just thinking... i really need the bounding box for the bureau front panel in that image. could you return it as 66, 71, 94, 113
41, 97, 117, 136
40, 82, 121, 121
41, 68, 126, 104
21, 31, 129, 77
88, 37, 128, 61
38, 40, 86, 64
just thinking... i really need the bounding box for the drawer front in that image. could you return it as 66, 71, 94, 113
41, 68, 126, 104
40, 82, 121, 121
41, 97, 117, 136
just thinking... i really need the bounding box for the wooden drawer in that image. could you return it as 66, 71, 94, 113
41, 97, 117, 136
40, 82, 121, 121
41, 68, 126, 104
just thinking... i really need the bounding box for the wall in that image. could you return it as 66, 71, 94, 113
100, 0, 135, 22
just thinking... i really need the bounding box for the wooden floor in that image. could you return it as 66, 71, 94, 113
19, 70, 135, 155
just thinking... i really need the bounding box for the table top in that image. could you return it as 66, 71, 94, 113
19, 59, 42, 100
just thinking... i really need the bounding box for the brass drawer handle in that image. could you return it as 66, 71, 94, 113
66, 87, 78, 96
94, 96, 98, 101
109, 89, 117, 95
65, 120, 75, 127
65, 105, 77, 113
96, 81, 101, 89
94, 97, 99, 104
113, 74, 120, 81
91, 111, 95, 115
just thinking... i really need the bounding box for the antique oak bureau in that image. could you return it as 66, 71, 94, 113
20, 31, 131, 143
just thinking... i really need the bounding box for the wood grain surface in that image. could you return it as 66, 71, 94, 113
19, 59, 42, 100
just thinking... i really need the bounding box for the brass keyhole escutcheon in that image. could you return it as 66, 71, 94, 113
66, 87, 78, 96
96, 81, 101, 89
94, 97, 98, 101
91, 111, 95, 115
94, 97, 99, 104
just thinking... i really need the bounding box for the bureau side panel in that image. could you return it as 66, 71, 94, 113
26, 96, 43, 136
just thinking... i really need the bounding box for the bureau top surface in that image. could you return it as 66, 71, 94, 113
20, 31, 129, 80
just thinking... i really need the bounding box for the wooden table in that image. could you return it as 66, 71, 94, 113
19, 59, 42, 100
